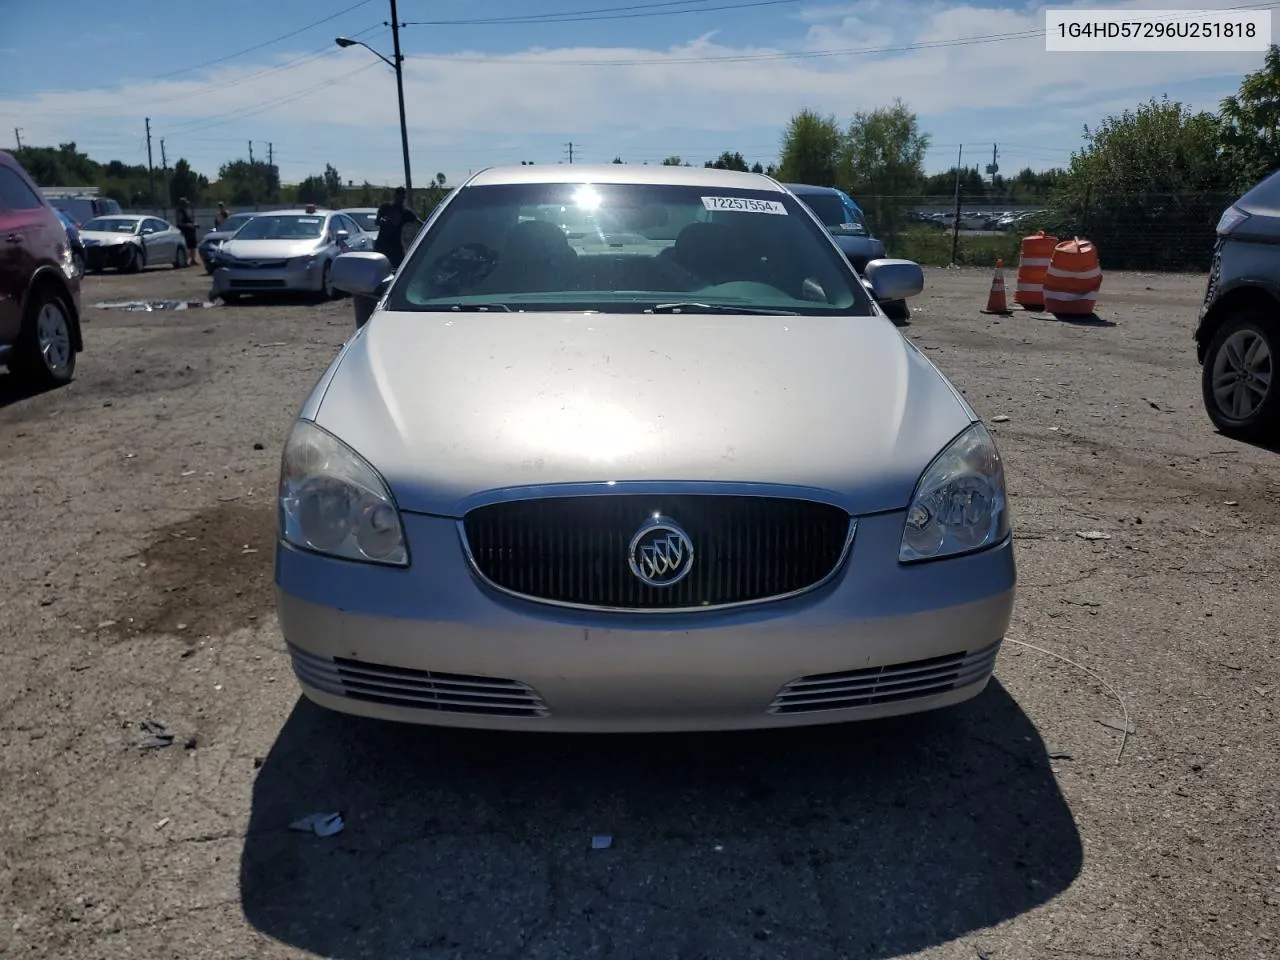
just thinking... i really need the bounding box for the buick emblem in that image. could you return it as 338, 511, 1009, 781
628, 516, 695, 588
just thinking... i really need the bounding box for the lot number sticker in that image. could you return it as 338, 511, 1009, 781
701, 196, 787, 215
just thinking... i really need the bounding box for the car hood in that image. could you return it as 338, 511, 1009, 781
221, 238, 321, 259
312, 311, 975, 517
80, 231, 137, 244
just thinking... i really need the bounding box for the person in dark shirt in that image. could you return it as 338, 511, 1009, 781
374, 187, 421, 267
175, 197, 199, 267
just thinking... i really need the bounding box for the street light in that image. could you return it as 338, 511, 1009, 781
336, 4, 412, 202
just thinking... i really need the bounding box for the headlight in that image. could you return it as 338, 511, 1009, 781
899, 422, 1010, 563
278, 420, 408, 566
1215, 206, 1248, 236
290, 255, 319, 268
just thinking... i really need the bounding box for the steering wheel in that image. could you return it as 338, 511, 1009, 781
427, 243, 500, 295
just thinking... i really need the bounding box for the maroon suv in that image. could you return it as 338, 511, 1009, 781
0, 150, 83, 387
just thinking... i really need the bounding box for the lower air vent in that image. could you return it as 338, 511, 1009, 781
288, 644, 550, 717
768, 641, 1001, 714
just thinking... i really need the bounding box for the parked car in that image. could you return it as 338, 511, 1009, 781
1196, 170, 1280, 441
275, 164, 1014, 733
80, 214, 188, 272
46, 194, 122, 226
198, 211, 257, 275
53, 208, 85, 277
784, 182, 910, 322
0, 150, 83, 387
210, 208, 372, 302
339, 207, 380, 236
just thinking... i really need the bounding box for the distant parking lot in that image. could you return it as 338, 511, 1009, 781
1, 266, 1276, 959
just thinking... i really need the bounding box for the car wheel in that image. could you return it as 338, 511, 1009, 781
120, 245, 141, 273
220, 292, 242, 305
174, 246, 188, 269
12, 288, 76, 387
320, 260, 336, 300
880, 299, 911, 323
1201, 306, 1278, 441
73, 251, 85, 277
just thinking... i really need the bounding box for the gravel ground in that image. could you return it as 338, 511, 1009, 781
1, 264, 1276, 960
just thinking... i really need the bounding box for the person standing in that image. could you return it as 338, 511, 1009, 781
214, 202, 230, 227
374, 187, 421, 268
175, 197, 199, 267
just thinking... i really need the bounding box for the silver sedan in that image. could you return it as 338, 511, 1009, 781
210, 208, 373, 302
274, 165, 1016, 733
80, 214, 188, 272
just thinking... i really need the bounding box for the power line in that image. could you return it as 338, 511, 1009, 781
409, 0, 1279, 67
404, 0, 802, 26
145, 0, 377, 82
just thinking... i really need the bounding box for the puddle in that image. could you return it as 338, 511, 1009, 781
92, 299, 220, 312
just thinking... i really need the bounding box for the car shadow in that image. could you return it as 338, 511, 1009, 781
1212, 429, 1280, 455
241, 680, 1082, 958
1043, 312, 1117, 328
0, 372, 67, 410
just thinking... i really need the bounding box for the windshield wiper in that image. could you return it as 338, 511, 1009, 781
648, 302, 798, 316
446, 302, 512, 312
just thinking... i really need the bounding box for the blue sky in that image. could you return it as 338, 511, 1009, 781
0, 0, 1268, 187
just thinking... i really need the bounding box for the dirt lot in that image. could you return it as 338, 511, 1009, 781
1, 263, 1276, 960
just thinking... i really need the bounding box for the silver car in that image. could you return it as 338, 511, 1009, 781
274, 165, 1016, 733
80, 214, 188, 272
198, 211, 258, 275
339, 207, 380, 239
210, 208, 372, 302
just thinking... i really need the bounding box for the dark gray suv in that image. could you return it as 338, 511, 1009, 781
1196, 172, 1279, 441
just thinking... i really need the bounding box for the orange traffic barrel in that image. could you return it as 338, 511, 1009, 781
1014, 230, 1057, 309
1043, 237, 1102, 315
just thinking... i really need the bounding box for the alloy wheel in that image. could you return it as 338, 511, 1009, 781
1211, 327, 1272, 420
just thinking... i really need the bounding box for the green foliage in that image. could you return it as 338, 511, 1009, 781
1220, 43, 1280, 191
661, 156, 683, 166
893, 227, 1022, 268
294, 175, 329, 205
704, 151, 749, 171
1044, 95, 1234, 269
216, 158, 280, 206
777, 109, 842, 185
839, 100, 930, 239
167, 158, 207, 205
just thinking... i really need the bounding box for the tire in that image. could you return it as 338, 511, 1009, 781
881, 299, 911, 323
11, 287, 76, 387
220, 292, 242, 305
174, 246, 188, 269
319, 260, 336, 300
120, 244, 141, 273
72, 251, 85, 278
1201, 306, 1278, 441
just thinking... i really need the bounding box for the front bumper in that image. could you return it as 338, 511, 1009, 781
84, 242, 136, 271
210, 259, 326, 296
276, 510, 1016, 732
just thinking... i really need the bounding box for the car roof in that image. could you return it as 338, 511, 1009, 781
465, 163, 786, 191
87, 213, 144, 220
339, 207, 377, 213
259, 208, 334, 215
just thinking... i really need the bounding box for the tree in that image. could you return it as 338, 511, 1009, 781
295, 175, 329, 205
838, 99, 929, 237
1220, 44, 1280, 190
216, 158, 278, 206
751, 161, 764, 174
777, 109, 842, 185
322, 164, 342, 200
435, 172, 446, 186
1047, 95, 1232, 269
168, 158, 206, 205
661, 156, 683, 166
704, 151, 749, 171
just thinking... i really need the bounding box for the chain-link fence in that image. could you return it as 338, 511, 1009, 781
853, 190, 1234, 272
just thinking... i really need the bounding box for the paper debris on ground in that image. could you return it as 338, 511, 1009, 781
1076, 531, 1112, 540
139, 719, 175, 750
290, 812, 345, 837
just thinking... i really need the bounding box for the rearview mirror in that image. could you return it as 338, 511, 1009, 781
864, 258, 924, 302
331, 252, 393, 297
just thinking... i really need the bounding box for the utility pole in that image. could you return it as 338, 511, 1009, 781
160, 139, 169, 218
950, 143, 964, 266
984, 142, 999, 187
13, 128, 22, 150
268, 142, 273, 168
389, 0, 413, 202
145, 118, 156, 213
248, 140, 254, 164
565, 142, 575, 164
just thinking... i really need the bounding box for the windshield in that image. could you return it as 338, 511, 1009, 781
84, 217, 139, 234
387, 182, 872, 315
798, 194, 869, 237
221, 214, 255, 234
232, 214, 325, 240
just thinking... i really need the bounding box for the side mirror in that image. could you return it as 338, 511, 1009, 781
331, 252, 393, 297
334, 229, 350, 243
864, 258, 924, 302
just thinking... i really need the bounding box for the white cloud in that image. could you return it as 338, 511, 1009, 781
0, 0, 1259, 182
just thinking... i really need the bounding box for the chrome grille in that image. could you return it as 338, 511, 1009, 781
768, 641, 1001, 714
461, 494, 853, 611
288, 644, 550, 717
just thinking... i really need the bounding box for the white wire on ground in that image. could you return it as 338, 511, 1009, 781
1005, 634, 1131, 765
